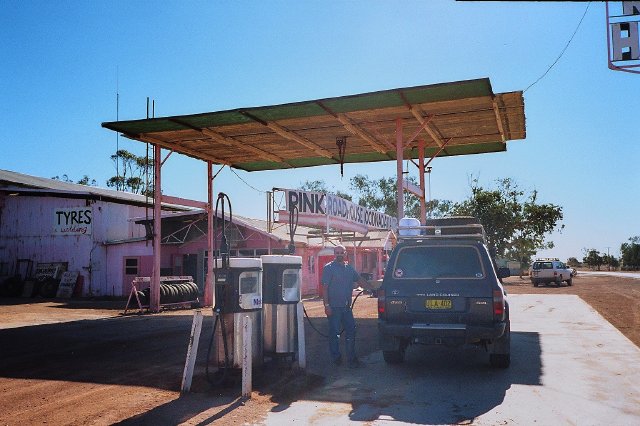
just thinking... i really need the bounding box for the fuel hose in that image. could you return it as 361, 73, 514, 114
302, 289, 364, 338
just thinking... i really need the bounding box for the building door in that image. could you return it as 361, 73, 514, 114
316, 253, 335, 297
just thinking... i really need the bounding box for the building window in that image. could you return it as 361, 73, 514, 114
124, 258, 139, 275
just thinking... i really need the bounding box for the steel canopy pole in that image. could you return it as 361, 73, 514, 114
205, 161, 214, 307
151, 144, 162, 312
396, 118, 404, 220
418, 139, 426, 225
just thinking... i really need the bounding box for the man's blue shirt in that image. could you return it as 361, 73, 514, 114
321, 260, 360, 308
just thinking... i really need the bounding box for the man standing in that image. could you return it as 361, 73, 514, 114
322, 245, 366, 368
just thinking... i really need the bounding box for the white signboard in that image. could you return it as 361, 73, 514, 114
56, 271, 79, 298
608, 1, 640, 71
278, 189, 397, 233
53, 207, 92, 235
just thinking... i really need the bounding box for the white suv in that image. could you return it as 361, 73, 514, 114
530, 258, 573, 287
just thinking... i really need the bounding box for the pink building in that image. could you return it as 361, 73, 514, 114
1, 170, 390, 299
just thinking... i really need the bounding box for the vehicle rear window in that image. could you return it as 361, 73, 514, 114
533, 262, 553, 269
392, 245, 484, 279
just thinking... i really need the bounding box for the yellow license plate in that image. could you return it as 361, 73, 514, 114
426, 299, 452, 309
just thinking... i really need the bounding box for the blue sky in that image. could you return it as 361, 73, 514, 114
1, 1, 638, 261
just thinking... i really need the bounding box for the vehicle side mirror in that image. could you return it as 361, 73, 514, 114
497, 267, 511, 279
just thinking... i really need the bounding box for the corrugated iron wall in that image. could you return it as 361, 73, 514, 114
0, 195, 150, 296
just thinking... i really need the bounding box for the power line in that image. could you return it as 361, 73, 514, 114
229, 167, 267, 193
524, 2, 592, 93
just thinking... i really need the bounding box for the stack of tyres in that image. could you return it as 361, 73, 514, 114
138, 281, 199, 306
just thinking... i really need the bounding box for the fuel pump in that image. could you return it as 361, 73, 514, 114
261, 255, 302, 361
208, 193, 263, 384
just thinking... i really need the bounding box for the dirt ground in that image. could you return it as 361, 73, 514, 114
0, 272, 638, 425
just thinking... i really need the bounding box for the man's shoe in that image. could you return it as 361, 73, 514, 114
348, 359, 362, 369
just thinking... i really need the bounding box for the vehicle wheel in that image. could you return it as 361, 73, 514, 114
533, 281, 538, 287
490, 353, 510, 368
383, 349, 404, 364
489, 320, 510, 368
566, 277, 573, 286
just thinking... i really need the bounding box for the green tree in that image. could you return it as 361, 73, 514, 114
77, 175, 97, 186
302, 175, 452, 219
301, 175, 562, 266
620, 236, 640, 270
567, 257, 581, 267
602, 254, 620, 271
349, 174, 418, 217
107, 149, 153, 196
450, 178, 563, 263
52, 174, 96, 186
299, 180, 352, 201
583, 249, 604, 271
348, 174, 454, 218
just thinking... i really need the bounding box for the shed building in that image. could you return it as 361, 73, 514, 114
0, 169, 388, 298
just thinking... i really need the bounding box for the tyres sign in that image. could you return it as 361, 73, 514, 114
53, 207, 92, 235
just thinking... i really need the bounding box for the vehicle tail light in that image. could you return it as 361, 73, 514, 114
493, 289, 505, 318
377, 288, 385, 316
554, 271, 558, 277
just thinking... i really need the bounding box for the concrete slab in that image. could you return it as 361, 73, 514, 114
264, 294, 640, 425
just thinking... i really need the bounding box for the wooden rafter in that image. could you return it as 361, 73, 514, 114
264, 121, 335, 158
335, 113, 393, 154
133, 134, 231, 165
492, 97, 506, 143
200, 128, 288, 165
169, 117, 289, 165
238, 110, 334, 158
316, 101, 393, 154
403, 115, 434, 148
409, 107, 447, 149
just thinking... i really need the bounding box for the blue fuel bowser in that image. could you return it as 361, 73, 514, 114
261, 255, 302, 360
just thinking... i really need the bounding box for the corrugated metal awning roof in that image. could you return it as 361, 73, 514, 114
0, 169, 189, 210
102, 78, 525, 172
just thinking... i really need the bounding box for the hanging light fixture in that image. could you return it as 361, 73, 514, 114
336, 136, 347, 177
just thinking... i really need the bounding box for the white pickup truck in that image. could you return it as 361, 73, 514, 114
529, 258, 574, 287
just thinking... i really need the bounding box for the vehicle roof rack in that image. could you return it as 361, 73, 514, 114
534, 257, 560, 262
398, 216, 487, 242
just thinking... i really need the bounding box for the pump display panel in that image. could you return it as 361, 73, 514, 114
240, 276, 259, 294
238, 271, 262, 310
282, 269, 301, 302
